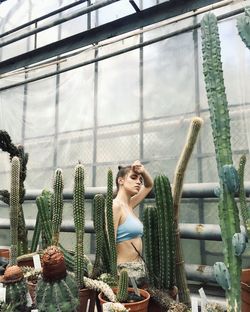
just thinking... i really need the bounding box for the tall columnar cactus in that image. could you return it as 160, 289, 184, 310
201, 13, 242, 311
52, 168, 64, 246
172, 117, 203, 306
106, 169, 117, 278
0, 131, 28, 255
36, 246, 79, 312
9, 156, 20, 265
143, 206, 159, 286
154, 175, 176, 291
116, 269, 129, 303
92, 193, 106, 278
238, 155, 250, 238
72, 163, 85, 288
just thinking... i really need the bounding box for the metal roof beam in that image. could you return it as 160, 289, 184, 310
0, 0, 224, 75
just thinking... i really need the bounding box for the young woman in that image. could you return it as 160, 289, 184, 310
113, 160, 153, 286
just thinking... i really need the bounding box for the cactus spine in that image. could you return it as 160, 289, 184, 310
52, 169, 64, 246
201, 13, 241, 311
106, 169, 117, 277
92, 193, 105, 278
72, 163, 85, 288
9, 157, 20, 265
143, 206, 159, 286
116, 269, 129, 303
172, 117, 203, 306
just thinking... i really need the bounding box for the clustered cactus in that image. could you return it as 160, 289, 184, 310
201, 12, 244, 311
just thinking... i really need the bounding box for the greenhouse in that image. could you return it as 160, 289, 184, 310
0, 0, 249, 311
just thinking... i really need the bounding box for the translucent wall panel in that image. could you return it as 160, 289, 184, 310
143, 32, 195, 119
58, 66, 95, 132
98, 49, 139, 126
25, 77, 56, 138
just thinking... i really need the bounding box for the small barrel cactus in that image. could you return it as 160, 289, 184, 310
36, 246, 79, 312
0, 265, 28, 311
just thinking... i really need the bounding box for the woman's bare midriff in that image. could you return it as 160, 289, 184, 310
116, 236, 142, 263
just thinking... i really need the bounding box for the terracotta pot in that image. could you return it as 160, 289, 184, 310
78, 288, 96, 312
98, 287, 150, 312
241, 269, 250, 312
0, 248, 10, 263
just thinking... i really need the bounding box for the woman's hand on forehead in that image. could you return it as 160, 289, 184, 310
132, 160, 144, 174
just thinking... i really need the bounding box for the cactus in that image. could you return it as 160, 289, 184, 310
72, 163, 86, 288
9, 156, 20, 265
238, 155, 250, 237
116, 269, 129, 303
51, 168, 64, 246
143, 206, 159, 287
105, 169, 117, 278
237, 7, 250, 49
0, 131, 28, 255
201, 12, 242, 311
92, 193, 106, 278
172, 117, 202, 306
0, 265, 28, 311
36, 246, 79, 312
154, 175, 176, 290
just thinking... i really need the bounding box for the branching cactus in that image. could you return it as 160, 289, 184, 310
9, 156, 20, 265
106, 169, 117, 278
36, 246, 79, 312
172, 117, 203, 306
143, 206, 159, 287
92, 193, 105, 278
154, 175, 176, 291
51, 168, 64, 246
201, 12, 242, 311
72, 163, 85, 288
116, 269, 129, 303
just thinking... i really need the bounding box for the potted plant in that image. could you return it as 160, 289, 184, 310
98, 269, 150, 312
